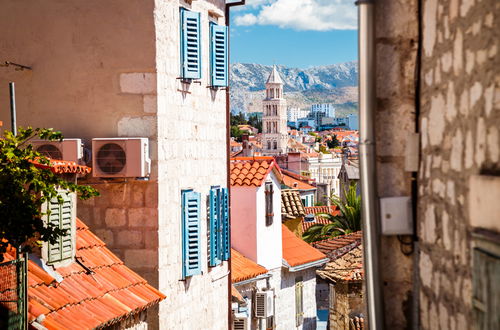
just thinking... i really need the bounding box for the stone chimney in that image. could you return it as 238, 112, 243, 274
241, 134, 253, 157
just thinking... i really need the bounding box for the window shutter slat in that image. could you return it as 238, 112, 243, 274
210, 24, 228, 87
182, 190, 202, 278
181, 9, 201, 79
48, 192, 73, 263
209, 188, 221, 266
221, 188, 230, 261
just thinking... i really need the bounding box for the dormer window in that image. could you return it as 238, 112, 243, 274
43, 191, 76, 266
265, 182, 274, 226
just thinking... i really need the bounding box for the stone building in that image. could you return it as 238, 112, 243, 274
0, 0, 232, 328
262, 66, 289, 155
369, 0, 500, 328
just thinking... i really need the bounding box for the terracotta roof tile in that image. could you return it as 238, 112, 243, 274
281, 189, 306, 219
317, 245, 364, 282
282, 225, 327, 267
1, 218, 165, 329
230, 157, 282, 187
312, 231, 363, 258
231, 249, 268, 283
31, 159, 91, 174
302, 206, 341, 232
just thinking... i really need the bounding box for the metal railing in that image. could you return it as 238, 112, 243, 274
0, 253, 27, 330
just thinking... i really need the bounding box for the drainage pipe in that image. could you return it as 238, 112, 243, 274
225, 2, 246, 330
357, 1, 385, 329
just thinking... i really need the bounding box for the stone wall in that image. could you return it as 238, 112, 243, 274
418, 0, 500, 329
374, 0, 419, 328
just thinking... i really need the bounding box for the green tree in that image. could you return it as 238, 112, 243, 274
230, 125, 244, 142
0, 127, 99, 260
326, 134, 340, 148
248, 114, 262, 133
303, 183, 361, 243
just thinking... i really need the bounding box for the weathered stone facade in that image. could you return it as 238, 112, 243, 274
0, 0, 229, 329
328, 281, 364, 330
374, 0, 419, 327
375, 0, 499, 328
418, 0, 499, 328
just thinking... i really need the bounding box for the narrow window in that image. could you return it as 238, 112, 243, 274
295, 277, 304, 326
180, 8, 201, 79
273, 141, 277, 149
265, 182, 274, 226
182, 190, 202, 278
267, 141, 272, 150
47, 192, 73, 264
210, 23, 228, 87
209, 187, 230, 266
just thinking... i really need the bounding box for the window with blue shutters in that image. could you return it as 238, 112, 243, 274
210, 23, 228, 87
209, 187, 230, 266
182, 190, 202, 278
180, 8, 201, 80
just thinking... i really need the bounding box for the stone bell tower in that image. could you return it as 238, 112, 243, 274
262, 65, 288, 155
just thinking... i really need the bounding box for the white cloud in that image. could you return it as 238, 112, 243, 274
234, 0, 357, 31
234, 13, 258, 26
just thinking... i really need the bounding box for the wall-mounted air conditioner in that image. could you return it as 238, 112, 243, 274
92, 138, 150, 178
255, 291, 274, 318
31, 138, 83, 163
232, 314, 250, 330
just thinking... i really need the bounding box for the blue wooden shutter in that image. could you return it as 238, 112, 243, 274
221, 188, 230, 261
180, 9, 201, 79
182, 190, 202, 278
210, 24, 228, 87
209, 188, 221, 266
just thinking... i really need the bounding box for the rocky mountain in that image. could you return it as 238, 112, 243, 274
229, 62, 359, 115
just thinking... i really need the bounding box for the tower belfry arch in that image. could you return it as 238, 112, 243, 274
262, 65, 288, 155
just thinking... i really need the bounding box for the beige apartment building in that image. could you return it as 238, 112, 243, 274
0, 0, 233, 328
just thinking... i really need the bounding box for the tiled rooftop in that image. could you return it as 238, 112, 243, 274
282, 225, 327, 267
230, 157, 282, 187
302, 205, 341, 232
282, 173, 316, 191
312, 231, 363, 259
231, 249, 268, 283
317, 245, 363, 282
32, 159, 92, 174
281, 189, 306, 219
1, 218, 165, 329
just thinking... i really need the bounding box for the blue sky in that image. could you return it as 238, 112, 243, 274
229, 0, 358, 68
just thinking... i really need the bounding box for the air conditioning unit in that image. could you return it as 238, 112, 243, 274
92, 138, 150, 178
31, 139, 83, 163
232, 314, 250, 330
255, 291, 274, 318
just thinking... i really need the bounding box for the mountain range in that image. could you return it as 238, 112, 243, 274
229, 62, 359, 116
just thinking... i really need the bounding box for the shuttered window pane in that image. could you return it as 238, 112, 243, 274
180, 9, 201, 79
209, 188, 221, 266
48, 193, 73, 264
210, 24, 228, 87
182, 190, 202, 278
221, 188, 230, 260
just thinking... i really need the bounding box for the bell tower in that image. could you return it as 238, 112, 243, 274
262, 65, 288, 155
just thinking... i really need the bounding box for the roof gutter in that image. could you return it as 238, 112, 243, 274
233, 273, 272, 286
357, 0, 385, 329
282, 258, 329, 272
225, 2, 245, 330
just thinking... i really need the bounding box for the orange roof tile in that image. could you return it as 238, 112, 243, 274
302, 206, 341, 232
317, 245, 364, 282
31, 158, 91, 174
312, 231, 363, 259
1, 218, 165, 329
282, 225, 327, 267
282, 173, 316, 191
230, 157, 282, 187
231, 249, 268, 283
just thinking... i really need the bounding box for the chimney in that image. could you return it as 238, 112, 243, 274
241, 134, 253, 157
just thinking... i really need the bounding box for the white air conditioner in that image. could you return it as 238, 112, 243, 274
255, 291, 274, 318
92, 138, 150, 178
232, 314, 250, 330
31, 139, 83, 163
